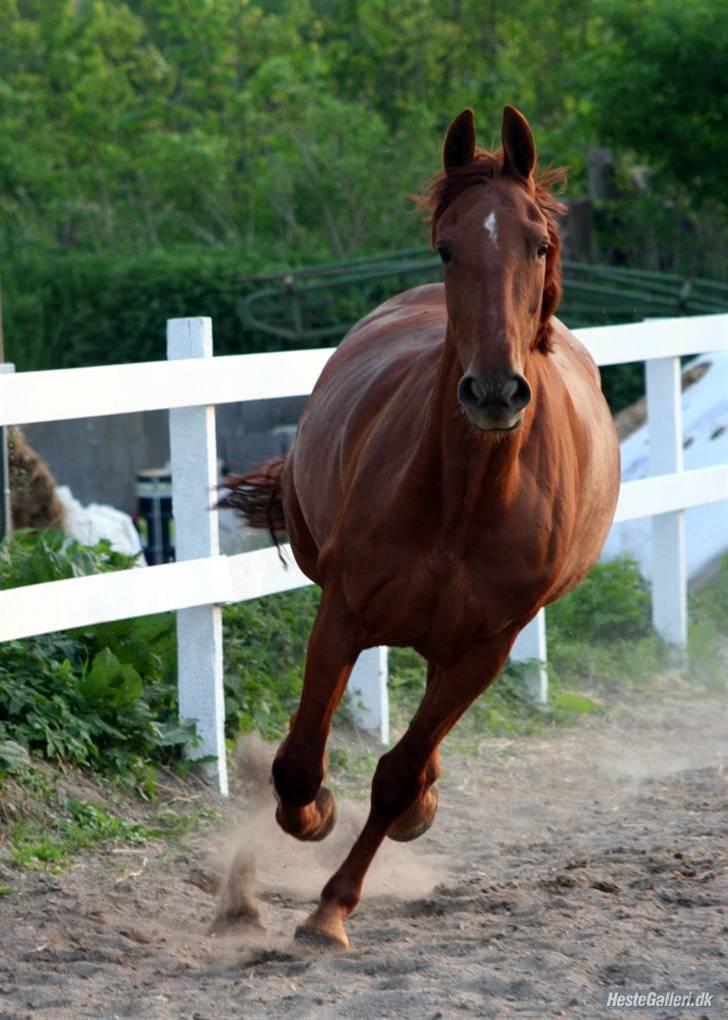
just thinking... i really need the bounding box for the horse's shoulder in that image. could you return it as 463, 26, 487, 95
364, 282, 445, 318
547, 318, 601, 385
343, 284, 445, 346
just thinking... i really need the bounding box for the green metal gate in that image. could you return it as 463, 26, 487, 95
240, 251, 728, 347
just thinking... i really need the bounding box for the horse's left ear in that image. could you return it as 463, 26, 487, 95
444, 109, 476, 171
501, 106, 536, 182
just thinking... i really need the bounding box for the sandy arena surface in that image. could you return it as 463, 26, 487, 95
0, 697, 726, 1020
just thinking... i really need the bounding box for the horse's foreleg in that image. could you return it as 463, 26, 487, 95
273, 594, 358, 843
296, 629, 519, 947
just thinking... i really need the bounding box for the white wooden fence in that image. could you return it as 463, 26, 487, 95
1, 314, 727, 794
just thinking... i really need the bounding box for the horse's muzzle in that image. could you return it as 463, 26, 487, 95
457, 372, 531, 432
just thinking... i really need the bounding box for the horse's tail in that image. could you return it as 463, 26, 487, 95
218, 457, 287, 545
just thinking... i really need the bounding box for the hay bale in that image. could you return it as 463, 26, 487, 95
7, 427, 66, 531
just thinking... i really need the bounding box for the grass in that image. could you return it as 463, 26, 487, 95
0, 761, 219, 873
9, 803, 151, 869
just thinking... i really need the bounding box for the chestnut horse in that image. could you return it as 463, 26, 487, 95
223, 106, 620, 948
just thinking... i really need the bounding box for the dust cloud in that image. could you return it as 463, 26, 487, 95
209, 732, 442, 937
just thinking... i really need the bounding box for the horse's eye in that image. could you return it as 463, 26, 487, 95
537, 241, 549, 258
437, 244, 452, 264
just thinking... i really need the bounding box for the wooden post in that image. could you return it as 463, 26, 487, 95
510, 609, 548, 703
646, 356, 687, 647
167, 318, 228, 795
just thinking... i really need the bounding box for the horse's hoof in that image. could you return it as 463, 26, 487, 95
276, 786, 337, 842
294, 908, 349, 950
387, 785, 439, 842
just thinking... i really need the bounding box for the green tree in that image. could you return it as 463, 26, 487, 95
586, 0, 728, 204
0, 0, 164, 249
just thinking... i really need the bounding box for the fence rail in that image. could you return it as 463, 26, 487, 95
1, 314, 727, 793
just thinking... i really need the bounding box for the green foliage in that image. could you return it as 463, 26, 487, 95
547, 632, 668, 697
0, 739, 30, 773
0, 0, 444, 256
599, 364, 645, 417
9, 798, 149, 869
587, 0, 728, 206
7, 791, 197, 870
0, 529, 138, 587
547, 558, 652, 643
687, 554, 728, 689
0, 0, 639, 264
2, 248, 274, 372
544, 558, 664, 695
2, 0, 727, 372
222, 586, 321, 740
0, 627, 191, 789
549, 690, 599, 715
0, 531, 187, 789
690, 554, 728, 633
0, 531, 326, 784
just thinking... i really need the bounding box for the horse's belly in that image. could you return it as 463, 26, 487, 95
340, 549, 542, 665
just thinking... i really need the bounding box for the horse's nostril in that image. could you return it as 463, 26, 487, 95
458, 375, 486, 408
508, 374, 531, 412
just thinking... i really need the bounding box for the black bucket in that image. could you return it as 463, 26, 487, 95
135, 468, 174, 564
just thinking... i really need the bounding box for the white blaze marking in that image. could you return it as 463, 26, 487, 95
483, 211, 498, 249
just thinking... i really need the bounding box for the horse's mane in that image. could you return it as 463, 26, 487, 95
420, 149, 567, 354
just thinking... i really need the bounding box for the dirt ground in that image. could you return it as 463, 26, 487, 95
0, 696, 726, 1020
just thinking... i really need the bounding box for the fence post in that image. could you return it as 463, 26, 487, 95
349, 648, 390, 745
646, 356, 687, 648
167, 318, 228, 795
510, 609, 548, 703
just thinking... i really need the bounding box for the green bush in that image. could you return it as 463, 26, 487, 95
0, 530, 323, 783
0, 529, 137, 587
222, 586, 320, 740
3, 248, 278, 372
687, 553, 728, 688
0, 531, 187, 790
543, 558, 664, 695
0, 631, 189, 785
546, 558, 652, 643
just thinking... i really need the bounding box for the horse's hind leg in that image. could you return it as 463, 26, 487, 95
386, 746, 441, 842
387, 663, 441, 843
272, 591, 358, 842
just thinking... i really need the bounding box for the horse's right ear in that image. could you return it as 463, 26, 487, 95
444, 109, 476, 170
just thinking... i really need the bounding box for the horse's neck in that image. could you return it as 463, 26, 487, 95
416, 339, 527, 528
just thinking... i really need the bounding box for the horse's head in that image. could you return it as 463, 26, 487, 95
430, 107, 565, 433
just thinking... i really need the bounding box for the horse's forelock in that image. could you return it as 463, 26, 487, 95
419, 151, 567, 355
423, 148, 504, 244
